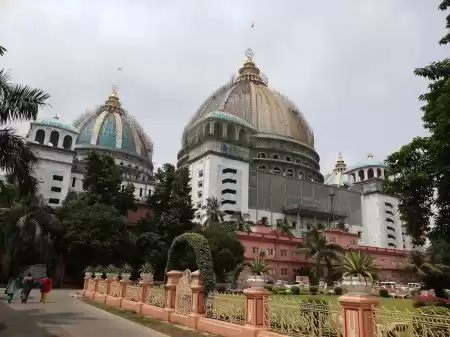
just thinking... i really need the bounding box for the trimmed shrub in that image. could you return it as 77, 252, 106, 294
264, 285, 273, 292
333, 286, 343, 295
379, 288, 389, 298
278, 290, 288, 295
291, 286, 300, 295
166, 232, 215, 294
310, 285, 318, 295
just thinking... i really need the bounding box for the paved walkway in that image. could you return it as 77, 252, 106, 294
0, 289, 168, 337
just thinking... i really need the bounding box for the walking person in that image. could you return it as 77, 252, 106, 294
20, 273, 33, 304
39, 275, 52, 303
5, 277, 17, 304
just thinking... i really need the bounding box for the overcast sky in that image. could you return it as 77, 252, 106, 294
1, 0, 448, 173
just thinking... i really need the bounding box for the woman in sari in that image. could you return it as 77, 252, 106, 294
21, 273, 33, 303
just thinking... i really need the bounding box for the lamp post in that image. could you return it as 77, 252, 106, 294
328, 190, 335, 229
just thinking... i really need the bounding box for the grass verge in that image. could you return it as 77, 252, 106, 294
82, 298, 220, 337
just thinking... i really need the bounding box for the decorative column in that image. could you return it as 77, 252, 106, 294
190, 270, 204, 316
139, 280, 153, 304
339, 295, 380, 337
243, 286, 270, 336
105, 279, 112, 297
119, 279, 131, 307
165, 270, 183, 310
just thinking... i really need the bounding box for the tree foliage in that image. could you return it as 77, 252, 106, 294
166, 232, 215, 294
383, 2, 450, 244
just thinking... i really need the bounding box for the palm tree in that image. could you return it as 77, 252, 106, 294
276, 218, 294, 237
337, 251, 380, 282
0, 193, 59, 278
244, 254, 272, 276
298, 224, 342, 283
335, 221, 349, 232
405, 251, 443, 277
0, 46, 50, 196
201, 197, 225, 226
230, 211, 252, 232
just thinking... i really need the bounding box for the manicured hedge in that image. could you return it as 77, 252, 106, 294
166, 232, 216, 294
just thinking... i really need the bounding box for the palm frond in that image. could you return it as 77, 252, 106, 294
0, 69, 50, 123
0, 46, 6, 56
0, 128, 38, 196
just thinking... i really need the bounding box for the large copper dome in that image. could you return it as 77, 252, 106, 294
185, 49, 315, 148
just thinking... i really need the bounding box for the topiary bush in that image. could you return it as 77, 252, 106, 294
291, 286, 300, 295
333, 286, 343, 295
310, 285, 318, 295
379, 288, 389, 298
166, 232, 216, 294
277, 290, 288, 295
264, 285, 273, 292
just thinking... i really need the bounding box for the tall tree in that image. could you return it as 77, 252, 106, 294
0, 46, 50, 196
383, 2, 450, 244
82, 151, 136, 215
298, 224, 342, 284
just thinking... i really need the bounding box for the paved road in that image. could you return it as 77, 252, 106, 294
0, 289, 168, 337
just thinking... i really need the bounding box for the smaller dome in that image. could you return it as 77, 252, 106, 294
345, 153, 386, 172
324, 152, 350, 187
34, 115, 80, 134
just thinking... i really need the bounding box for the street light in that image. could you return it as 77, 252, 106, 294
328, 190, 335, 229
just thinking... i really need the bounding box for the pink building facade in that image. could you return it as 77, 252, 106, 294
237, 224, 415, 283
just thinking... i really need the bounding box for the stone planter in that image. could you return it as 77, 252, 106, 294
140, 273, 154, 282
85, 272, 92, 277
121, 273, 131, 281
247, 275, 265, 289
94, 272, 103, 279
341, 275, 373, 295
106, 273, 118, 281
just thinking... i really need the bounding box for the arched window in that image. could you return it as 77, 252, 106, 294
257, 153, 267, 159
368, 168, 374, 179
350, 173, 356, 183
286, 156, 292, 162
62, 135, 73, 149
35, 129, 45, 144
358, 169, 365, 181
377, 168, 382, 177
213, 122, 221, 137
273, 167, 281, 174
286, 169, 294, 177
272, 154, 280, 160
49, 131, 59, 147
227, 124, 234, 140
298, 172, 305, 180
296, 159, 302, 164
307, 174, 313, 181
258, 165, 267, 171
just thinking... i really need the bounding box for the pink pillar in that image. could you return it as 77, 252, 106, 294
139, 280, 153, 303
339, 295, 380, 337
105, 279, 112, 296
165, 270, 183, 310
93, 276, 101, 293
83, 276, 90, 290
120, 279, 131, 302
190, 270, 204, 315
243, 287, 270, 336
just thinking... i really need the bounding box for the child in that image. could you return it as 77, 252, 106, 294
6, 277, 17, 304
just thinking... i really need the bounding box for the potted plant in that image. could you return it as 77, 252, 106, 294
105, 264, 119, 280
338, 251, 380, 295
120, 263, 133, 281
84, 266, 94, 277
139, 262, 154, 282
94, 265, 104, 278
245, 254, 272, 289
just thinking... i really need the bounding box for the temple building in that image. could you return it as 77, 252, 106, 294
178, 49, 414, 251
25, 87, 155, 207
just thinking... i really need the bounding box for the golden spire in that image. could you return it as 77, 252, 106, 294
236, 48, 266, 85
111, 85, 119, 97
105, 85, 121, 109
334, 152, 347, 172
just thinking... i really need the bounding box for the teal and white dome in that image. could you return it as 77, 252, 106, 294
324, 153, 351, 187
73, 88, 153, 159
345, 153, 386, 172
34, 116, 80, 134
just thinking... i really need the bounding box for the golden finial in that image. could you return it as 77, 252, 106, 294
245, 48, 254, 63
111, 85, 119, 97
337, 152, 343, 161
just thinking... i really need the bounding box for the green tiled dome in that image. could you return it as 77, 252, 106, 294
203, 111, 255, 129
34, 117, 79, 134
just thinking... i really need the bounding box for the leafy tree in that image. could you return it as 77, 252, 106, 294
0, 46, 50, 197
82, 151, 136, 215
298, 224, 342, 284
135, 164, 195, 279
335, 221, 349, 232
202, 197, 225, 226
226, 211, 252, 232
276, 218, 295, 237
383, 2, 450, 244
194, 224, 245, 282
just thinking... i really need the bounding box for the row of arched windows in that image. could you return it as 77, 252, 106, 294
257, 165, 318, 182
256, 152, 317, 169
35, 129, 73, 149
